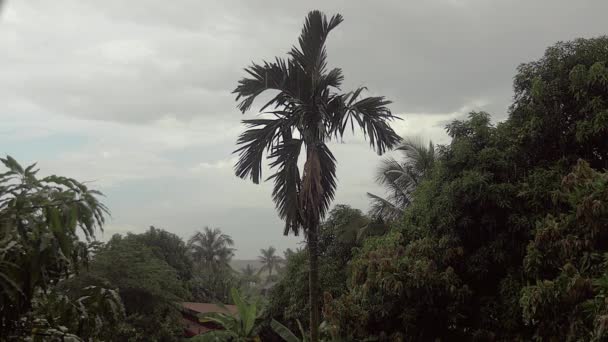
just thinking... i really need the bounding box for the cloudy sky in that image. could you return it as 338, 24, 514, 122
0, 0, 606, 258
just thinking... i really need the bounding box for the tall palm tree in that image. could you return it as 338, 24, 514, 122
258, 246, 283, 279
367, 138, 436, 221
232, 10, 400, 340
240, 264, 260, 288
187, 227, 235, 272
241, 264, 257, 277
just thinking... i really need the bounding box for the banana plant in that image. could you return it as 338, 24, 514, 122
190, 288, 262, 341
271, 319, 308, 342
271, 319, 346, 342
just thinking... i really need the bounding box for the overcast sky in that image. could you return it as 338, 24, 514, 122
0, 0, 606, 258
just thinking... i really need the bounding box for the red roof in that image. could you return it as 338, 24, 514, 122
181, 302, 238, 315
180, 302, 238, 337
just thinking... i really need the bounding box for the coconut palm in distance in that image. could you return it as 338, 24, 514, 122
258, 246, 283, 280
367, 138, 436, 221
232, 10, 401, 340
187, 227, 235, 272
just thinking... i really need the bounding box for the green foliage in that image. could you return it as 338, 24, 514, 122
32, 284, 125, 341
0, 156, 114, 339
511, 37, 608, 170
271, 319, 307, 342
83, 234, 189, 341
268, 205, 364, 331
133, 226, 194, 281
192, 288, 263, 342
327, 36, 608, 341
520, 160, 608, 341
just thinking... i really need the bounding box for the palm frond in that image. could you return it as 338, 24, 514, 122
366, 192, 405, 221
234, 118, 286, 184
396, 137, 436, 176
343, 91, 402, 154
267, 138, 303, 235
289, 10, 344, 75
234, 59, 292, 113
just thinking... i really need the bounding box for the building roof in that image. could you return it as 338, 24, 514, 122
181, 316, 214, 337
181, 302, 238, 315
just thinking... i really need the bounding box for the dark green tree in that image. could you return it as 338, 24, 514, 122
232, 11, 400, 340
134, 226, 193, 281
520, 160, 608, 340
327, 36, 608, 341
86, 234, 189, 341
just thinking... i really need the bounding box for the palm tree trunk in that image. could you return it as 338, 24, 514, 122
308, 224, 320, 342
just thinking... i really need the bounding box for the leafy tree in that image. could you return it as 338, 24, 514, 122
85, 234, 189, 341
0, 156, 112, 339
327, 36, 608, 340
510, 37, 608, 170
134, 226, 193, 281
232, 10, 400, 340
367, 138, 436, 221
520, 160, 608, 340
258, 247, 283, 279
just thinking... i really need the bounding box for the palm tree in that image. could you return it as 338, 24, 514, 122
258, 246, 283, 279
232, 10, 401, 340
240, 264, 260, 288
241, 264, 257, 277
367, 138, 436, 221
187, 227, 235, 272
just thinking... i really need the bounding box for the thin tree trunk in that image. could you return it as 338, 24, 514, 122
308, 224, 320, 342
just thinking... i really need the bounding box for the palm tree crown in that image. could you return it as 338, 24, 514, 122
187, 227, 235, 272
241, 264, 257, 277
258, 246, 283, 278
367, 137, 436, 221
233, 10, 401, 236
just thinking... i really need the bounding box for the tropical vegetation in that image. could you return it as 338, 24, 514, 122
2, 7, 608, 342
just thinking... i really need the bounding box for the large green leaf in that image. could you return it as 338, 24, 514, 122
271, 319, 303, 342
